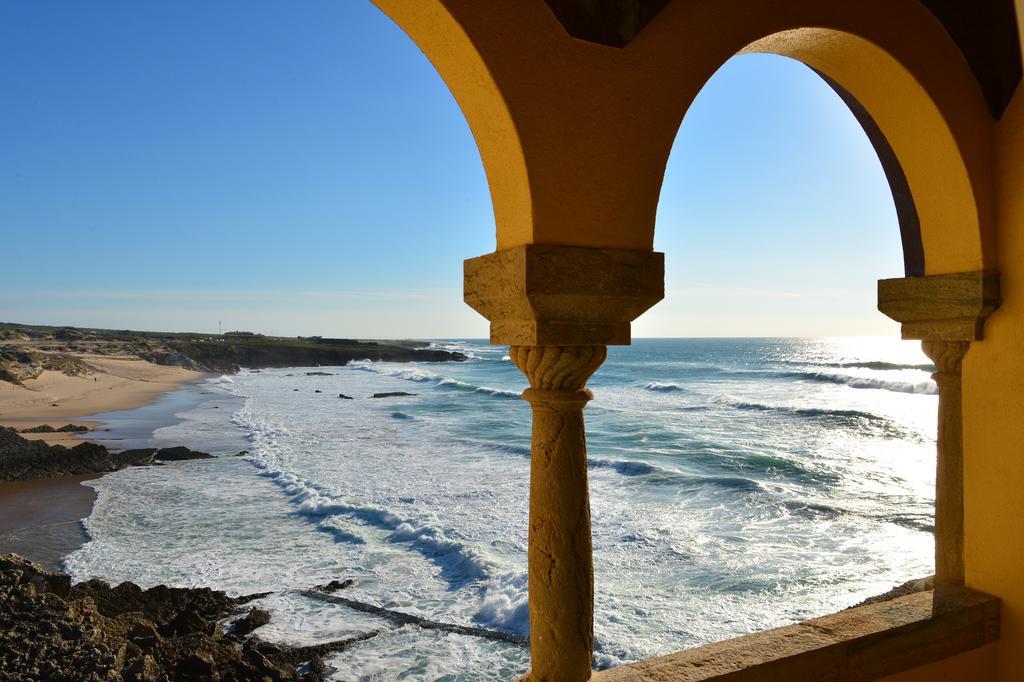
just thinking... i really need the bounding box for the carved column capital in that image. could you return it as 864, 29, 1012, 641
511, 345, 606, 408
921, 340, 970, 379
465, 244, 664, 346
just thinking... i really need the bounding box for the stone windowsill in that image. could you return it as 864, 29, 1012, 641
592, 586, 999, 681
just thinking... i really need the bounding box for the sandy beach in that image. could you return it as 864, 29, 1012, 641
0, 356, 202, 567
0, 355, 201, 444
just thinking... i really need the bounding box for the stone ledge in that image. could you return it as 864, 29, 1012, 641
592, 587, 999, 681
464, 245, 664, 346
877, 272, 999, 340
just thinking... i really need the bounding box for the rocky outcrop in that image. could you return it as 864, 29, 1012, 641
372, 392, 417, 398
152, 446, 213, 462
19, 424, 90, 434
0, 430, 217, 481
0, 554, 326, 681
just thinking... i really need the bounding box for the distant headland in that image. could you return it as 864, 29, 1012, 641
0, 322, 466, 382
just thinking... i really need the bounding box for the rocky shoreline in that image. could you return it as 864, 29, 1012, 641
0, 428, 221, 482
0, 553, 350, 681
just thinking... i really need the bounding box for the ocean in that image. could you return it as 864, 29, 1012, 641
63, 338, 937, 680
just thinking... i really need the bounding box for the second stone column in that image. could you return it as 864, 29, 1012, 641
511, 345, 607, 681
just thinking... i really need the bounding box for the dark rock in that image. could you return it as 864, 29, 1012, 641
19, 424, 56, 433
154, 447, 213, 462
305, 372, 333, 376
127, 621, 162, 650
0, 553, 328, 681
0, 429, 119, 481
232, 607, 272, 636
338, 394, 353, 399
0, 554, 71, 598
313, 579, 352, 593
371, 392, 416, 398
233, 450, 250, 457
113, 449, 158, 467
124, 654, 160, 681
305, 655, 327, 681
177, 652, 215, 679
314, 390, 322, 393
167, 608, 215, 637
56, 424, 90, 432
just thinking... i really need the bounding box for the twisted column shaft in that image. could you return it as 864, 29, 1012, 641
922, 340, 970, 586
511, 345, 606, 682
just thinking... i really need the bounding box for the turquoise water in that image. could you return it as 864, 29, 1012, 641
66, 338, 937, 679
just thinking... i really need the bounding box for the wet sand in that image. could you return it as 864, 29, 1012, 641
0, 360, 207, 568
0, 474, 101, 571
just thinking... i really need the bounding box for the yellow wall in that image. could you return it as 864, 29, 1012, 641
963, 82, 1024, 681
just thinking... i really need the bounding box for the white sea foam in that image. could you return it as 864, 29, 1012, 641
235, 396, 530, 634
65, 340, 939, 678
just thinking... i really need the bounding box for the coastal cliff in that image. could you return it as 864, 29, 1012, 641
0, 322, 465, 383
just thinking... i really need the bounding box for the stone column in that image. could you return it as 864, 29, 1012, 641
465, 244, 664, 681
511, 345, 606, 681
878, 272, 998, 588
921, 340, 970, 585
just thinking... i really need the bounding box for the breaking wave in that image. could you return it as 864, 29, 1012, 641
349, 361, 520, 399
644, 382, 686, 393
782, 360, 935, 372
235, 400, 530, 634
751, 369, 937, 394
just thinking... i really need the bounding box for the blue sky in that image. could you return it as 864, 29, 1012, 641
0, 1, 902, 338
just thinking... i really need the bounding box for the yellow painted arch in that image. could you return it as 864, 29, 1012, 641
372, 0, 995, 275
739, 28, 993, 276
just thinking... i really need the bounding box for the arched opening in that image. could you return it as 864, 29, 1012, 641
737, 27, 989, 277
620, 52, 939, 661
3, 1, 1011, 680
